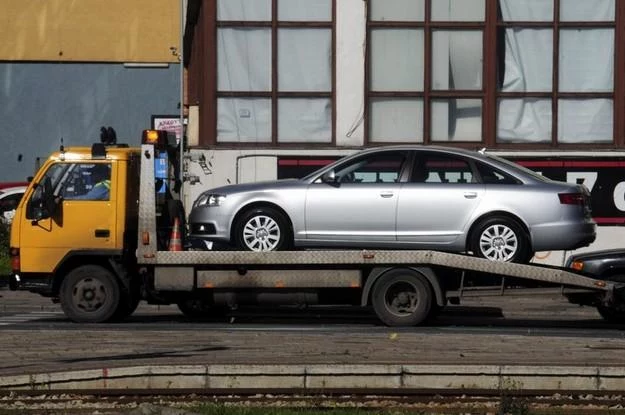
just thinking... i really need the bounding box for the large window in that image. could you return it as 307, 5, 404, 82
497, 0, 615, 145
214, 0, 334, 144
368, 0, 485, 144
367, 0, 621, 148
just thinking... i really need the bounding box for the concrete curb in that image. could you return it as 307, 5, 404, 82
1, 364, 624, 391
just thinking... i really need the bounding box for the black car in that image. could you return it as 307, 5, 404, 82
565, 249, 625, 323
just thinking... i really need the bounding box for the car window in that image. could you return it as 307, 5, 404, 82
475, 162, 520, 185
0, 192, 24, 214
412, 154, 474, 184
485, 153, 551, 182
335, 151, 407, 184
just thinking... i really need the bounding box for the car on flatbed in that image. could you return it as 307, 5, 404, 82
189, 146, 596, 263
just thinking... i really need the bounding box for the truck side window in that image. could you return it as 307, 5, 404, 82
62, 163, 111, 201
26, 163, 68, 220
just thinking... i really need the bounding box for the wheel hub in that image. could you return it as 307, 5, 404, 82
396, 292, 411, 306
492, 237, 506, 250
479, 224, 518, 262
255, 228, 269, 240
82, 288, 96, 301
243, 215, 281, 251
73, 278, 105, 312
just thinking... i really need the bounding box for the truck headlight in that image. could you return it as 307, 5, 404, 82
195, 193, 226, 207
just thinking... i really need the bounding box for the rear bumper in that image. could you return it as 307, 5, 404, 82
531, 221, 597, 251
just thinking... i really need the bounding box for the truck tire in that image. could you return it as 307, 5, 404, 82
234, 207, 292, 251
469, 216, 532, 263
177, 299, 227, 319
597, 305, 625, 324
59, 265, 121, 323
111, 290, 141, 321
371, 268, 432, 327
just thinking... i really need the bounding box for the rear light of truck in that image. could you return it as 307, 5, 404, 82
558, 193, 584, 205
9, 247, 20, 272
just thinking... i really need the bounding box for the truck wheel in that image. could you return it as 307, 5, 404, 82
234, 207, 292, 251
60, 265, 120, 323
597, 305, 625, 324
177, 299, 227, 319
469, 216, 531, 263
371, 268, 432, 327
111, 291, 141, 321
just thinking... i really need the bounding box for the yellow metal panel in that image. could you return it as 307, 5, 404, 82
0, 0, 180, 62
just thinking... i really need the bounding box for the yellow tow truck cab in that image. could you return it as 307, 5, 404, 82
11, 144, 140, 282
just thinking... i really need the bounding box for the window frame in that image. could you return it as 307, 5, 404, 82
201, 0, 336, 147
365, 0, 625, 149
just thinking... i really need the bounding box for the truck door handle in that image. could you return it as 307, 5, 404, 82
464, 192, 478, 199
95, 229, 110, 238
380, 191, 394, 198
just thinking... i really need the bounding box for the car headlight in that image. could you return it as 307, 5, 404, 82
195, 193, 226, 207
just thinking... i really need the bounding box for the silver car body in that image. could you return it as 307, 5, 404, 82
188, 146, 596, 253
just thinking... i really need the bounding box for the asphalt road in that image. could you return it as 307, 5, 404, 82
0, 289, 624, 379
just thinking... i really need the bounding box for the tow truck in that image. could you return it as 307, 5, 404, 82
8, 130, 625, 325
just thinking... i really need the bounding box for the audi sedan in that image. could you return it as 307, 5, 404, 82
188, 146, 596, 263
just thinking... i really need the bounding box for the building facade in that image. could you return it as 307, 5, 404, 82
183, 0, 625, 263
0, 0, 182, 182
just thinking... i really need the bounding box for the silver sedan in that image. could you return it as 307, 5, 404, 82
188, 146, 596, 263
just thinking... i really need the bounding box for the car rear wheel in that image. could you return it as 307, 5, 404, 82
470, 216, 531, 263
234, 207, 292, 251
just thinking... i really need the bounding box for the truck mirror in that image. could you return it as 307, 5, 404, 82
32, 177, 58, 221
43, 177, 58, 216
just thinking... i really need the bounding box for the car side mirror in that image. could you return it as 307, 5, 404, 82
321, 170, 336, 183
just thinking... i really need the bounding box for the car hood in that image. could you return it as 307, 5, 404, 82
198, 178, 303, 196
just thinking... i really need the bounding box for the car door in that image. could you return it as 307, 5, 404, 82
397, 151, 484, 246
19, 161, 117, 273
305, 150, 410, 243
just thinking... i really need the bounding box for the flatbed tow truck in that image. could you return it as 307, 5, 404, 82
8, 131, 625, 325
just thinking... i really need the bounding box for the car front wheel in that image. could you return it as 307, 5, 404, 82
234, 207, 292, 251
469, 216, 531, 263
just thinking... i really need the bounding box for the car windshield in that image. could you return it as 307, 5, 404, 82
485, 153, 553, 183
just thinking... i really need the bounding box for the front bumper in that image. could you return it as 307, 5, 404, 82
187, 207, 232, 242
8, 273, 54, 295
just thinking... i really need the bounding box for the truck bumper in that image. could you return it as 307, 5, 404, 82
9, 273, 54, 295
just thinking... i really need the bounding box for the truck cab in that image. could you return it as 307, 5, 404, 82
9, 143, 140, 296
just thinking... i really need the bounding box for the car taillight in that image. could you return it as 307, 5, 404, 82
9, 247, 20, 273
559, 193, 584, 205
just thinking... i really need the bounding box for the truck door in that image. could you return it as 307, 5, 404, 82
19, 161, 118, 273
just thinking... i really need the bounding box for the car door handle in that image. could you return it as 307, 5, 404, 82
464, 192, 478, 199
95, 229, 110, 238
380, 191, 394, 198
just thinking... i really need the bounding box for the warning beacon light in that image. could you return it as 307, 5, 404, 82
141, 129, 168, 149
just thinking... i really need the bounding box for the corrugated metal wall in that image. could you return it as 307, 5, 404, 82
0, 0, 181, 181
0, 63, 179, 181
